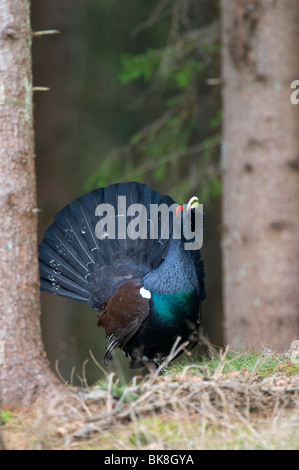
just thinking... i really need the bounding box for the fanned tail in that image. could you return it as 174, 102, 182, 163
39, 182, 176, 309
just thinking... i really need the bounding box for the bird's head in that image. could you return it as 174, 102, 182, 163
176, 195, 201, 216
175, 196, 200, 216
176, 196, 203, 248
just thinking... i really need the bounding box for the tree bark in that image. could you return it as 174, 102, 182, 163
221, 0, 299, 350
0, 0, 62, 407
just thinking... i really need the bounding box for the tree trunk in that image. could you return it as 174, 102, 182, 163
0, 0, 62, 407
221, 0, 299, 351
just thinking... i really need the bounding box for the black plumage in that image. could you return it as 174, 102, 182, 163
39, 182, 206, 369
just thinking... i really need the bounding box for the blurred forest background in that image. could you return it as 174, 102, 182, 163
31, 0, 222, 383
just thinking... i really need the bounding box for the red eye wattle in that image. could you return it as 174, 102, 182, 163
176, 205, 183, 217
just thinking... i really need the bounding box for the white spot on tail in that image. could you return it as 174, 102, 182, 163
140, 287, 151, 299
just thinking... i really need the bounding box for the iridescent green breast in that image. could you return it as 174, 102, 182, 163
151, 289, 199, 326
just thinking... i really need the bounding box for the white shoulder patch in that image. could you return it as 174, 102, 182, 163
139, 287, 151, 299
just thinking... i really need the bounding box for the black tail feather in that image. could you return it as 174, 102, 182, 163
39, 182, 177, 309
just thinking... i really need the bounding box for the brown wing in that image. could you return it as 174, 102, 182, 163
97, 278, 150, 363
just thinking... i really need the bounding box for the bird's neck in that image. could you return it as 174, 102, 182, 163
142, 239, 199, 294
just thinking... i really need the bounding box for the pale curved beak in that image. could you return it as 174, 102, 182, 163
187, 196, 200, 211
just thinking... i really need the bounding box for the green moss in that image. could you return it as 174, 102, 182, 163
165, 350, 294, 378
0, 409, 13, 425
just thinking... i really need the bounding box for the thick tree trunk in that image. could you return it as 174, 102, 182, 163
0, 0, 62, 406
221, 0, 299, 350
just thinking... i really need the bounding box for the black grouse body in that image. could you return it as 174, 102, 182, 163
39, 182, 206, 369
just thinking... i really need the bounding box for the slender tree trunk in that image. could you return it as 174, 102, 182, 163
0, 0, 62, 407
221, 0, 299, 351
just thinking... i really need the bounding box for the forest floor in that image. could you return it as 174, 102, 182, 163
2, 346, 299, 450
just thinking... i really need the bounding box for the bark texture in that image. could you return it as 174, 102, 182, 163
221, 0, 299, 350
0, 0, 61, 406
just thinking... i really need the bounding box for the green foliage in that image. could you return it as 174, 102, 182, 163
119, 49, 160, 84
85, 1, 221, 203
209, 109, 223, 129
0, 409, 13, 425
174, 59, 204, 90
120, 50, 203, 90
198, 175, 222, 204
200, 351, 281, 376
166, 350, 299, 379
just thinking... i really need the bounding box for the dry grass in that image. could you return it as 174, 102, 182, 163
2, 344, 299, 450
